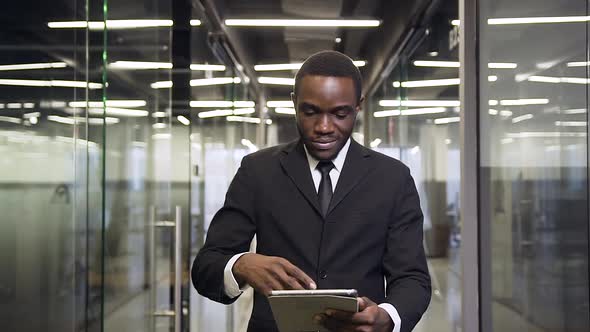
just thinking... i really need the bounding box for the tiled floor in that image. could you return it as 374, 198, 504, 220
102, 257, 553, 332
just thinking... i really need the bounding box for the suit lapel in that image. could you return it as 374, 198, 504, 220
327, 140, 372, 216
279, 140, 322, 216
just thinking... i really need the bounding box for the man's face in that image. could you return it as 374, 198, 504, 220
293, 75, 362, 161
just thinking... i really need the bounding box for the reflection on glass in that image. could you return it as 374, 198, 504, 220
480, 1, 590, 331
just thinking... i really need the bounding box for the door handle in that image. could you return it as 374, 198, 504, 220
174, 205, 182, 332
150, 205, 182, 332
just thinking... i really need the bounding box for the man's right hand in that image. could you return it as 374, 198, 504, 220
232, 253, 317, 296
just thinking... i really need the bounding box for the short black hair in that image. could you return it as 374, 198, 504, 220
293, 50, 362, 103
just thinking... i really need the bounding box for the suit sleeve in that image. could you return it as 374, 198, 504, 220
383, 167, 432, 332
191, 155, 257, 304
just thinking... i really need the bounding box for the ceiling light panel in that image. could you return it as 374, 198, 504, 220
488, 16, 590, 25
225, 19, 381, 27
254, 61, 366, 71
258, 77, 295, 85
0, 62, 67, 71
48, 19, 174, 30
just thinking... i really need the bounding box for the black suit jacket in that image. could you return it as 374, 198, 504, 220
192, 139, 431, 332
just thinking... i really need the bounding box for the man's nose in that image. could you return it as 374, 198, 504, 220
314, 114, 334, 133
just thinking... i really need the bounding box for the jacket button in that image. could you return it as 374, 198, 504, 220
320, 271, 327, 279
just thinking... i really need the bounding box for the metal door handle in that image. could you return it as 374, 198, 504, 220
150, 205, 182, 332
174, 206, 182, 332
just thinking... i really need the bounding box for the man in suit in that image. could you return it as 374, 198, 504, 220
192, 50, 431, 332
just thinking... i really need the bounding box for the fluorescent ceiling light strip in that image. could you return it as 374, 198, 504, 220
0, 79, 102, 89
109, 61, 225, 71
488, 62, 517, 69
488, 16, 590, 25
190, 20, 201, 26
87, 107, 148, 117
488, 109, 499, 115
227, 116, 272, 125
225, 19, 381, 27
434, 117, 460, 124
69, 100, 146, 108
190, 77, 241, 86
507, 132, 587, 138
378, 100, 460, 107
267, 100, 294, 108
190, 64, 226, 71
370, 138, 382, 148
177, 115, 190, 126
232, 108, 256, 115
567, 61, 590, 67
24, 112, 41, 118
109, 61, 172, 69
48, 19, 174, 30
451, 20, 460, 26
258, 77, 295, 85
198, 109, 234, 118
374, 110, 400, 117
0, 62, 67, 71
413, 60, 460, 68
555, 121, 587, 127
7, 103, 22, 109
396, 78, 460, 88
563, 108, 587, 114
275, 107, 296, 115
151, 81, 173, 89
234, 101, 255, 108
254, 60, 366, 71
413, 60, 517, 69
499, 98, 549, 106
374, 107, 446, 117
0, 116, 22, 124
512, 114, 534, 123
528, 75, 590, 84
152, 112, 167, 118
500, 110, 513, 117
227, 116, 261, 123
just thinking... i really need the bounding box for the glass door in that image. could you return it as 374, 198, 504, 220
98, 1, 192, 331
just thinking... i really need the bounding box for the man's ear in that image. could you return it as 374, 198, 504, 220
356, 95, 365, 113
290, 92, 296, 106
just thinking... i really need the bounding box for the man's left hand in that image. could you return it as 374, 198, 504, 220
314, 297, 394, 332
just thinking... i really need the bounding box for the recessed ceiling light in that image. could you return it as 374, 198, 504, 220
335, 37, 342, 43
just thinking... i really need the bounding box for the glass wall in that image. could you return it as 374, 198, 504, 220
478, 0, 590, 331
367, 1, 461, 331
0, 0, 104, 330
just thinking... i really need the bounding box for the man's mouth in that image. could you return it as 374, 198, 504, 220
311, 140, 337, 150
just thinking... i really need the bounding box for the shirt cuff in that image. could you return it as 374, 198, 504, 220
378, 303, 401, 332
223, 252, 250, 298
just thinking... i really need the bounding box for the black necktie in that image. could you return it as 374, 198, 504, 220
317, 161, 335, 217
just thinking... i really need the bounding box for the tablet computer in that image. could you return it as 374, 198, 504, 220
268, 289, 358, 332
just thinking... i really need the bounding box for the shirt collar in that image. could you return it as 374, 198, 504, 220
303, 138, 351, 173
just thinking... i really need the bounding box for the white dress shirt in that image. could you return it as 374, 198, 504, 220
222, 138, 401, 332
